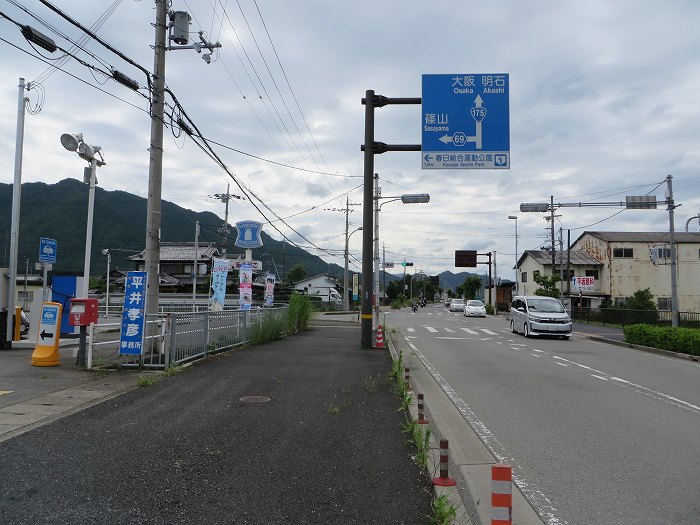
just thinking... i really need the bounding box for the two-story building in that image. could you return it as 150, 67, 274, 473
129, 242, 220, 291
516, 231, 700, 312
571, 231, 700, 312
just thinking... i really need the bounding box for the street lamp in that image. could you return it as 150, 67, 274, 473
344, 227, 363, 310
60, 133, 106, 298
374, 181, 430, 325
508, 215, 518, 295
102, 249, 111, 318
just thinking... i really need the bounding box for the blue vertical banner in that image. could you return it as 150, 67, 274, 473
119, 271, 148, 355
209, 258, 230, 311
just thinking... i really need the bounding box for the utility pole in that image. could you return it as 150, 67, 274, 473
192, 221, 199, 312
550, 195, 555, 275
373, 173, 380, 326
143, 0, 168, 338
4, 78, 27, 349
666, 175, 679, 327
213, 184, 243, 257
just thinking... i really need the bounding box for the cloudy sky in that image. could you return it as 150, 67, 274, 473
2, 0, 699, 282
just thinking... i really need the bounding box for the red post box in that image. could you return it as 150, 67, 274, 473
69, 298, 99, 327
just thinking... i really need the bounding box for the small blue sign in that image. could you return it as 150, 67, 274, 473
39, 237, 57, 264
422, 74, 510, 169
41, 305, 59, 326
235, 221, 264, 249
119, 271, 148, 355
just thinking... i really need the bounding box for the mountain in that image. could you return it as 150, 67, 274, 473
435, 270, 485, 292
0, 179, 350, 282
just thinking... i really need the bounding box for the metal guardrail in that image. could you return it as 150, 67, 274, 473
571, 307, 700, 329
88, 307, 289, 370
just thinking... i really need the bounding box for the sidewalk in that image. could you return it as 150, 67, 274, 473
0, 320, 432, 524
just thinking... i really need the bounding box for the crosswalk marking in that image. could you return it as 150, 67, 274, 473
425, 327, 438, 333
480, 329, 498, 336
444, 328, 455, 332
407, 327, 415, 332
459, 328, 479, 335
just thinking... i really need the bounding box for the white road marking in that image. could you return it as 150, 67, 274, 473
444, 328, 455, 333
480, 329, 498, 335
425, 326, 438, 333
460, 328, 479, 335
407, 327, 415, 333
401, 333, 567, 525
591, 374, 608, 381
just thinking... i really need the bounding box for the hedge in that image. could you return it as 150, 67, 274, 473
623, 324, 700, 356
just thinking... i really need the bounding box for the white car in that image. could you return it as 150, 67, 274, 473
463, 300, 486, 317
448, 298, 464, 312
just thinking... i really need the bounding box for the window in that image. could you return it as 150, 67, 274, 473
657, 297, 671, 311
521, 272, 528, 283
585, 269, 599, 279
613, 248, 633, 258
613, 297, 626, 306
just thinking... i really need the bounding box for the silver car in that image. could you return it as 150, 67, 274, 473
510, 295, 572, 340
463, 300, 486, 317
448, 298, 464, 312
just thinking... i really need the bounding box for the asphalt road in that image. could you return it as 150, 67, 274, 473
0, 323, 431, 524
387, 304, 700, 525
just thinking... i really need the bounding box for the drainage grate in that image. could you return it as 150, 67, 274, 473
239, 396, 271, 403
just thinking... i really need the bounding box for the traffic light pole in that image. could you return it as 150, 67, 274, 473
360, 91, 421, 348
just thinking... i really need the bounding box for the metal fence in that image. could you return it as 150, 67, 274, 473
572, 307, 700, 329
88, 306, 288, 370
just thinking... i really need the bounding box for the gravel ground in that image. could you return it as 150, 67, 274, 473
0, 323, 432, 524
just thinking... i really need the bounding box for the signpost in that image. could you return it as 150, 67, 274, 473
422, 74, 510, 169
31, 302, 62, 366
38, 238, 57, 302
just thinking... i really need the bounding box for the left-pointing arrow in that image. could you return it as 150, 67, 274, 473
40, 329, 54, 340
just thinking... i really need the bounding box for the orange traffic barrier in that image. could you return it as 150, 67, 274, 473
375, 324, 384, 348
491, 464, 513, 525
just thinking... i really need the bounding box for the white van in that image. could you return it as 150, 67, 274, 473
510, 295, 572, 340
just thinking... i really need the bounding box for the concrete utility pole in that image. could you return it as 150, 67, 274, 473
5, 78, 27, 349
666, 175, 679, 327
143, 0, 168, 338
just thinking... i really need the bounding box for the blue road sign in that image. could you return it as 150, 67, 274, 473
39, 237, 57, 264
422, 74, 510, 169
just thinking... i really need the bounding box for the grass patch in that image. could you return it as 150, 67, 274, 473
362, 375, 378, 394
163, 364, 185, 377
137, 375, 156, 387
428, 492, 458, 525
327, 403, 340, 415
287, 293, 314, 333
251, 313, 287, 345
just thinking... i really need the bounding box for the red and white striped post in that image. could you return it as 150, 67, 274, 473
417, 393, 428, 424
404, 367, 412, 391
491, 464, 512, 525
432, 439, 456, 487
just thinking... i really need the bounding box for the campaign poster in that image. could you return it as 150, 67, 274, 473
209, 258, 230, 311
264, 273, 275, 306
240, 263, 253, 310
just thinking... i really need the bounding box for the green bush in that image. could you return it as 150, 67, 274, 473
624, 324, 700, 356
251, 314, 287, 344
485, 304, 494, 315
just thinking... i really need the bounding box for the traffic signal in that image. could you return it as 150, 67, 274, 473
402, 261, 414, 267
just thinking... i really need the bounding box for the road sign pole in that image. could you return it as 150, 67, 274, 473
360, 90, 376, 349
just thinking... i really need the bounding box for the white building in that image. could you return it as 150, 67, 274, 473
516, 231, 700, 312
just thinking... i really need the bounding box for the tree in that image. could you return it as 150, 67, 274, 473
457, 275, 482, 299
286, 263, 307, 284
625, 288, 657, 311
533, 272, 561, 298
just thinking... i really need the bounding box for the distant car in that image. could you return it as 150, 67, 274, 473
463, 300, 486, 317
448, 298, 464, 312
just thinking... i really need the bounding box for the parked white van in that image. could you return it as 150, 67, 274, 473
510, 295, 572, 340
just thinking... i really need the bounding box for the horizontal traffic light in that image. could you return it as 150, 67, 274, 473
402, 261, 414, 267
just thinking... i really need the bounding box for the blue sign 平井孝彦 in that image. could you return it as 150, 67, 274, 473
119, 271, 148, 355
235, 221, 264, 249
422, 74, 510, 170
39, 237, 57, 264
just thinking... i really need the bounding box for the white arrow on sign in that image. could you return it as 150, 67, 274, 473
437, 95, 485, 149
